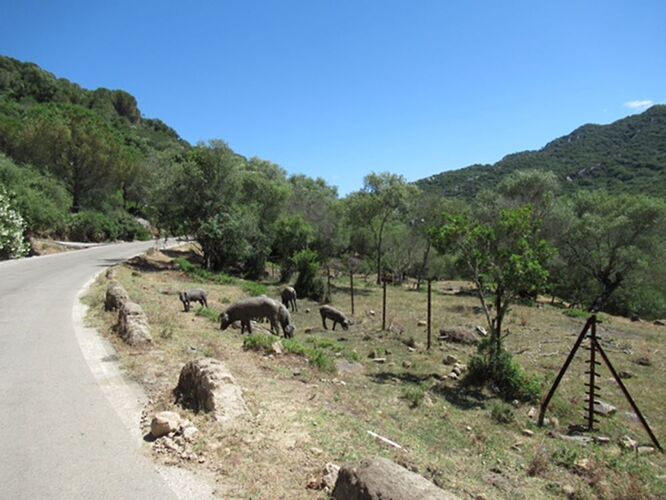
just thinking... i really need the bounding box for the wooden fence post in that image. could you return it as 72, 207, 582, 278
427, 278, 432, 350
382, 280, 387, 331
350, 271, 355, 316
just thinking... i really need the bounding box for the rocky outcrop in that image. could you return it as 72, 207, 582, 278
117, 300, 152, 345
174, 358, 249, 423
332, 457, 459, 500
105, 281, 129, 311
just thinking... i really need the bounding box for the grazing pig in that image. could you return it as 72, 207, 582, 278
319, 305, 351, 331
179, 289, 208, 312
281, 286, 298, 312
220, 296, 294, 337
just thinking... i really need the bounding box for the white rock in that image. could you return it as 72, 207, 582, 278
182, 426, 199, 441
475, 325, 488, 337
443, 354, 459, 365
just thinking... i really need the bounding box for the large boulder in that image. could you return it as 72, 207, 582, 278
105, 281, 129, 311
174, 358, 249, 423
117, 300, 152, 345
332, 457, 459, 500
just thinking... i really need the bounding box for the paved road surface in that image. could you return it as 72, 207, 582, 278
0, 241, 179, 499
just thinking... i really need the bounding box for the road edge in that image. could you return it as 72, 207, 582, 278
71, 254, 215, 499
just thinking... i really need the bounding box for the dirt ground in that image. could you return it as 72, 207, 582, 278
83, 247, 666, 499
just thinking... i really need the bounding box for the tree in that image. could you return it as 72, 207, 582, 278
271, 214, 315, 282
554, 191, 666, 312
432, 206, 552, 367
14, 104, 128, 212
346, 172, 418, 284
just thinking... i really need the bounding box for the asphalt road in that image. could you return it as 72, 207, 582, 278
0, 241, 179, 499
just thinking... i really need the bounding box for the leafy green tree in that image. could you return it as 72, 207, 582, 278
271, 214, 315, 282
554, 191, 666, 312
13, 104, 130, 212
432, 206, 552, 357
346, 172, 418, 284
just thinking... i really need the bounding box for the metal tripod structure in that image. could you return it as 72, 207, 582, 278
538, 315, 662, 451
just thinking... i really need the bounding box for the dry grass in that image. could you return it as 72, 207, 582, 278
83, 253, 666, 499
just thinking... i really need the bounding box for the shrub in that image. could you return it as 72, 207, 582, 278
67, 211, 117, 242
490, 402, 515, 424
0, 187, 29, 259
401, 386, 426, 408
464, 338, 542, 402
242, 334, 275, 353
241, 281, 268, 297
293, 249, 328, 302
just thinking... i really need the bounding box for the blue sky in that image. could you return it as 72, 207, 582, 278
2, 0, 665, 195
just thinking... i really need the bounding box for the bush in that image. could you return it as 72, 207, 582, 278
242, 334, 275, 353
66, 210, 150, 242
490, 402, 515, 424
0, 187, 29, 259
464, 338, 542, 402
293, 249, 328, 302
401, 386, 426, 408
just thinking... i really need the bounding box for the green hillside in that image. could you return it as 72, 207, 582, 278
417, 105, 666, 198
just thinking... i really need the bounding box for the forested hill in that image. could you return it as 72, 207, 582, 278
417, 105, 666, 198
0, 55, 194, 239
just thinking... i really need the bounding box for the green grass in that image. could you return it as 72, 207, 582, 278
195, 306, 220, 323
176, 257, 267, 296
401, 386, 426, 408
242, 333, 276, 353
283, 339, 336, 372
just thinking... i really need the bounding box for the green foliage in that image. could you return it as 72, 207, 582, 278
195, 306, 220, 322
490, 402, 516, 424
240, 281, 268, 297
464, 339, 542, 402
283, 339, 336, 372
401, 386, 426, 408
551, 444, 581, 469
242, 334, 275, 353
66, 211, 150, 242
271, 214, 314, 281
0, 154, 71, 236
0, 187, 29, 259
174, 257, 236, 285
293, 249, 328, 301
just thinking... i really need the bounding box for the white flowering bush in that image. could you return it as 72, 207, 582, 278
0, 188, 29, 260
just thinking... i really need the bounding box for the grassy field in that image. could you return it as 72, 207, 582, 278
83, 247, 666, 499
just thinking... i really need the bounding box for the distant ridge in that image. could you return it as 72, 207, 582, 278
417, 105, 666, 198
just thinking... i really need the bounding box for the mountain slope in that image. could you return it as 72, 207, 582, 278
417, 106, 666, 198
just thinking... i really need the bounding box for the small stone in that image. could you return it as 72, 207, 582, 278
448, 372, 459, 380
373, 358, 386, 363
637, 446, 656, 455
635, 356, 652, 366
594, 436, 610, 444
452, 366, 462, 376
621, 435, 638, 450
271, 341, 283, 354
151, 411, 182, 438
162, 437, 178, 451
304, 328, 313, 334
292, 369, 302, 376
475, 325, 488, 337
417, 320, 427, 327
574, 458, 591, 475
407, 346, 416, 352
305, 308, 311, 313
402, 361, 412, 368
465, 426, 472, 432
594, 400, 617, 416
310, 447, 323, 455
511, 399, 520, 408
527, 407, 537, 419
654, 319, 666, 326
562, 485, 576, 497
368, 350, 378, 359
443, 354, 459, 365
619, 370, 633, 379
182, 426, 199, 441
522, 429, 534, 437
369, 310, 376, 316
